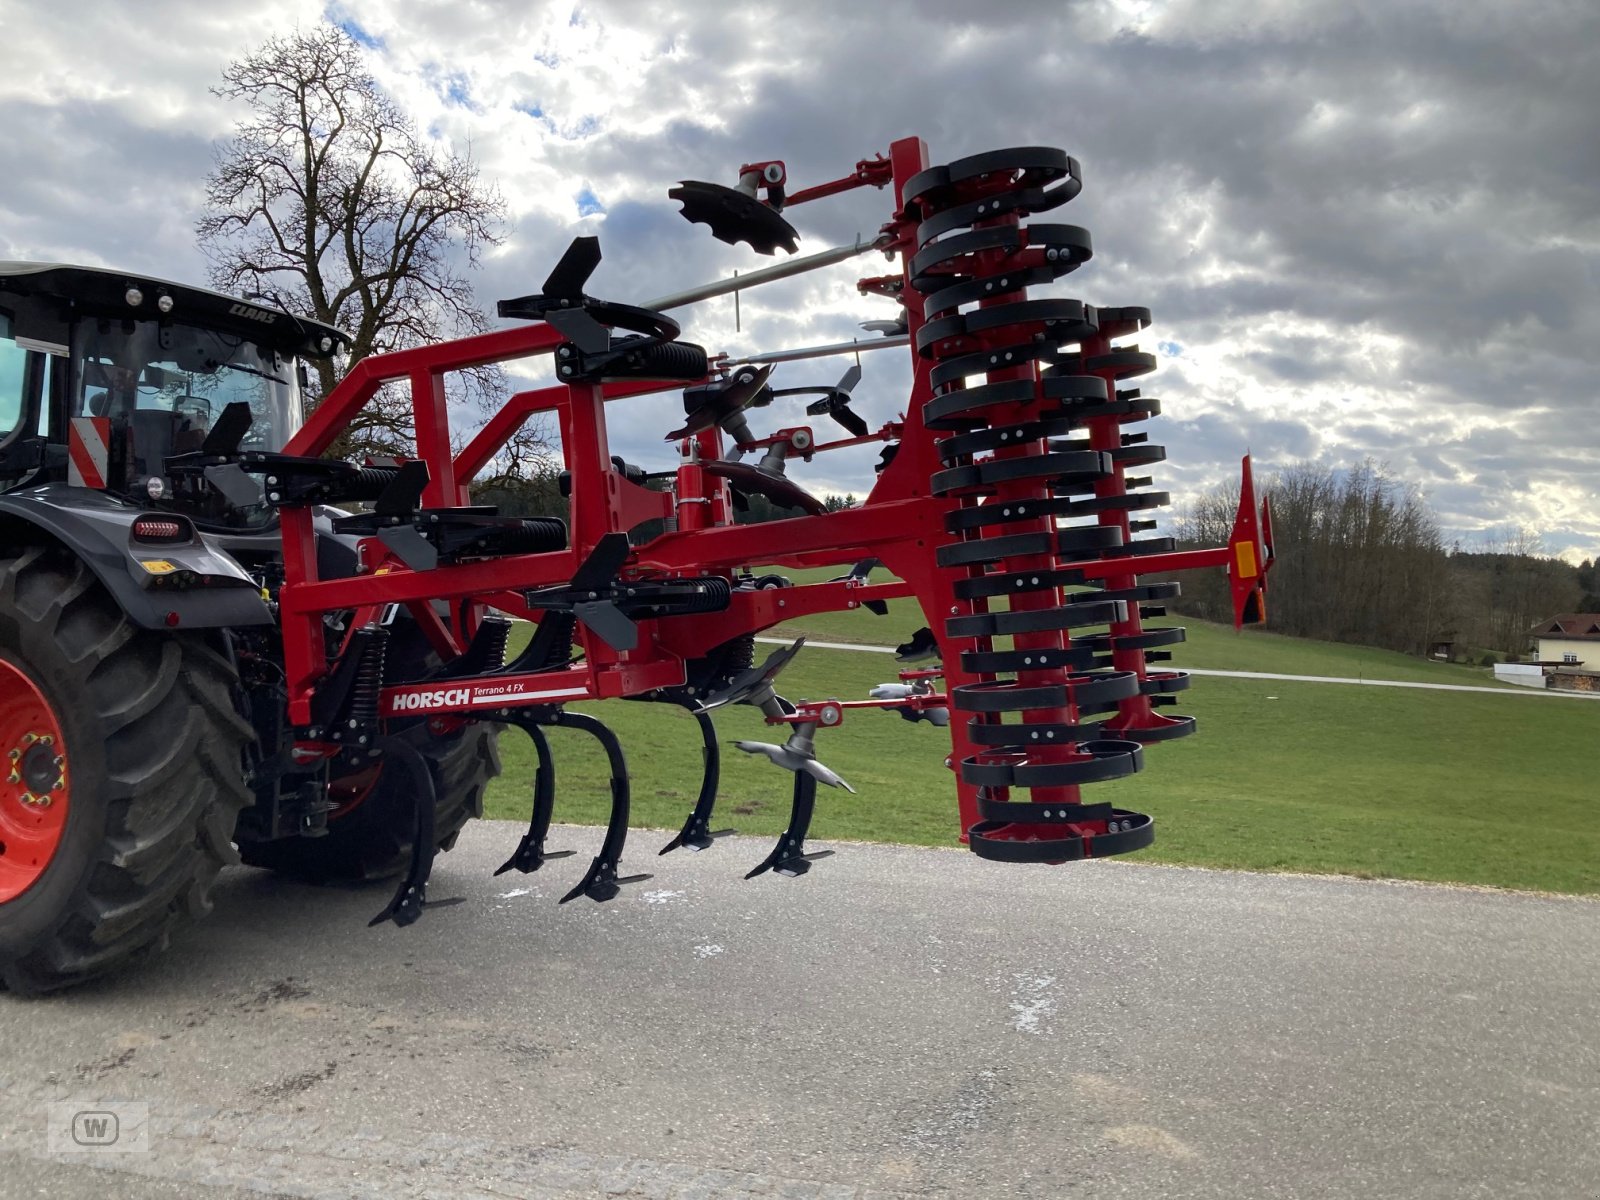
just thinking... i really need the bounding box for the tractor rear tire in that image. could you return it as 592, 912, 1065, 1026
237, 721, 498, 884
0, 548, 255, 995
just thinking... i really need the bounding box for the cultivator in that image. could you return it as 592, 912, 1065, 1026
244, 137, 1273, 923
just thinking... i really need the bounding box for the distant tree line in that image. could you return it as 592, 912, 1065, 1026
1170, 460, 1583, 659
1447, 534, 1583, 658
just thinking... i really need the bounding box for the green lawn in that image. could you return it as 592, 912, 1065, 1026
481, 635, 1600, 895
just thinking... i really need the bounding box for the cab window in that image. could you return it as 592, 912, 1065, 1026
0, 313, 27, 436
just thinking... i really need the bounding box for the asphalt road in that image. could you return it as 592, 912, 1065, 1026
1, 820, 1597, 1199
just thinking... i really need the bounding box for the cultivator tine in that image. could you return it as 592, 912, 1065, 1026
787, 363, 869, 438
368, 737, 457, 927
551, 711, 652, 904
734, 719, 850, 879
659, 705, 734, 855
571, 596, 639, 653
496, 237, 613, 352
745, 771, 834, 879
494, 720, 575, 875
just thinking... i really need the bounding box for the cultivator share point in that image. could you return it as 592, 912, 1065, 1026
0, 137, 1272, 991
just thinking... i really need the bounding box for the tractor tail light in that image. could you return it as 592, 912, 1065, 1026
131, 515, 194, 544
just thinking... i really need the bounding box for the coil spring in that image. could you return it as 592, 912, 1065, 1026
534, 614, 577, 671
725, 632, 756, 674
344, 467, 401, 502
347, 626, 390, 731
673, 575, 732, 614
614, 337, 710, 381
904, 146, 1194, 862
494, 517, 570, 556
672, 632, 757, 707
480, 615, 512, 670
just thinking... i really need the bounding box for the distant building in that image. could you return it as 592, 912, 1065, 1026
1527, 614, 1600, 692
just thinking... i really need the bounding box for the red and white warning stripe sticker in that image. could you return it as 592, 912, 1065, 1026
67, 417, 111, 490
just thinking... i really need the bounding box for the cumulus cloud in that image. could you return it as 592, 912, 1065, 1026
1, 0, 1595, 556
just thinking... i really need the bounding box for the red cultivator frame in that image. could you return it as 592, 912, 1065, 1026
247, 137, 1273, 922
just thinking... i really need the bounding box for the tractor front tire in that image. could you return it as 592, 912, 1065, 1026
237, 721, 499, 884
0, 548, 255, 995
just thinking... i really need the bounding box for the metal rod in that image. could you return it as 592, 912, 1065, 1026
644, 235, 884, 312
739, 334, 909, 367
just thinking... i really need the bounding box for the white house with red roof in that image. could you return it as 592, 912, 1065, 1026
1526, 614, 1600, 691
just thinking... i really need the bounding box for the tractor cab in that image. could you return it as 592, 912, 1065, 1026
0, 263, 347, 526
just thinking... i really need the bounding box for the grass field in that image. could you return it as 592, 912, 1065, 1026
480, 618, 1600, 895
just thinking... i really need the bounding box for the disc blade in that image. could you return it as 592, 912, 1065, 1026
668, 181, 800, 255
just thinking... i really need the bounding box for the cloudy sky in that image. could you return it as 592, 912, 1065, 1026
2, 0, 1596, 558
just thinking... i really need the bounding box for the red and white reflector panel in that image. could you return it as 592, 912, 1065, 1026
67, 417, 112, 490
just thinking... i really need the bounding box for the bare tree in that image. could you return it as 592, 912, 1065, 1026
196, 24, 540, 467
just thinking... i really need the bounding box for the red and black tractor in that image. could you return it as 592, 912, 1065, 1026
0, 137, 1271, 993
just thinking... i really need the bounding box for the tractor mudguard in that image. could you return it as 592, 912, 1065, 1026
0, 488, 272, 630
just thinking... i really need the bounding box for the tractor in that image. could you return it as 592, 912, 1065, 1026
0, 265, 498, 993
0, 137, 1272, 994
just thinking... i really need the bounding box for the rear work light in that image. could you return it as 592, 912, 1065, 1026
130, 515, 194, 545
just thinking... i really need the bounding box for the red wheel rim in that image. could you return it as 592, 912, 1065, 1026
0, 660, 71, 904
326, 762, 382, 821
